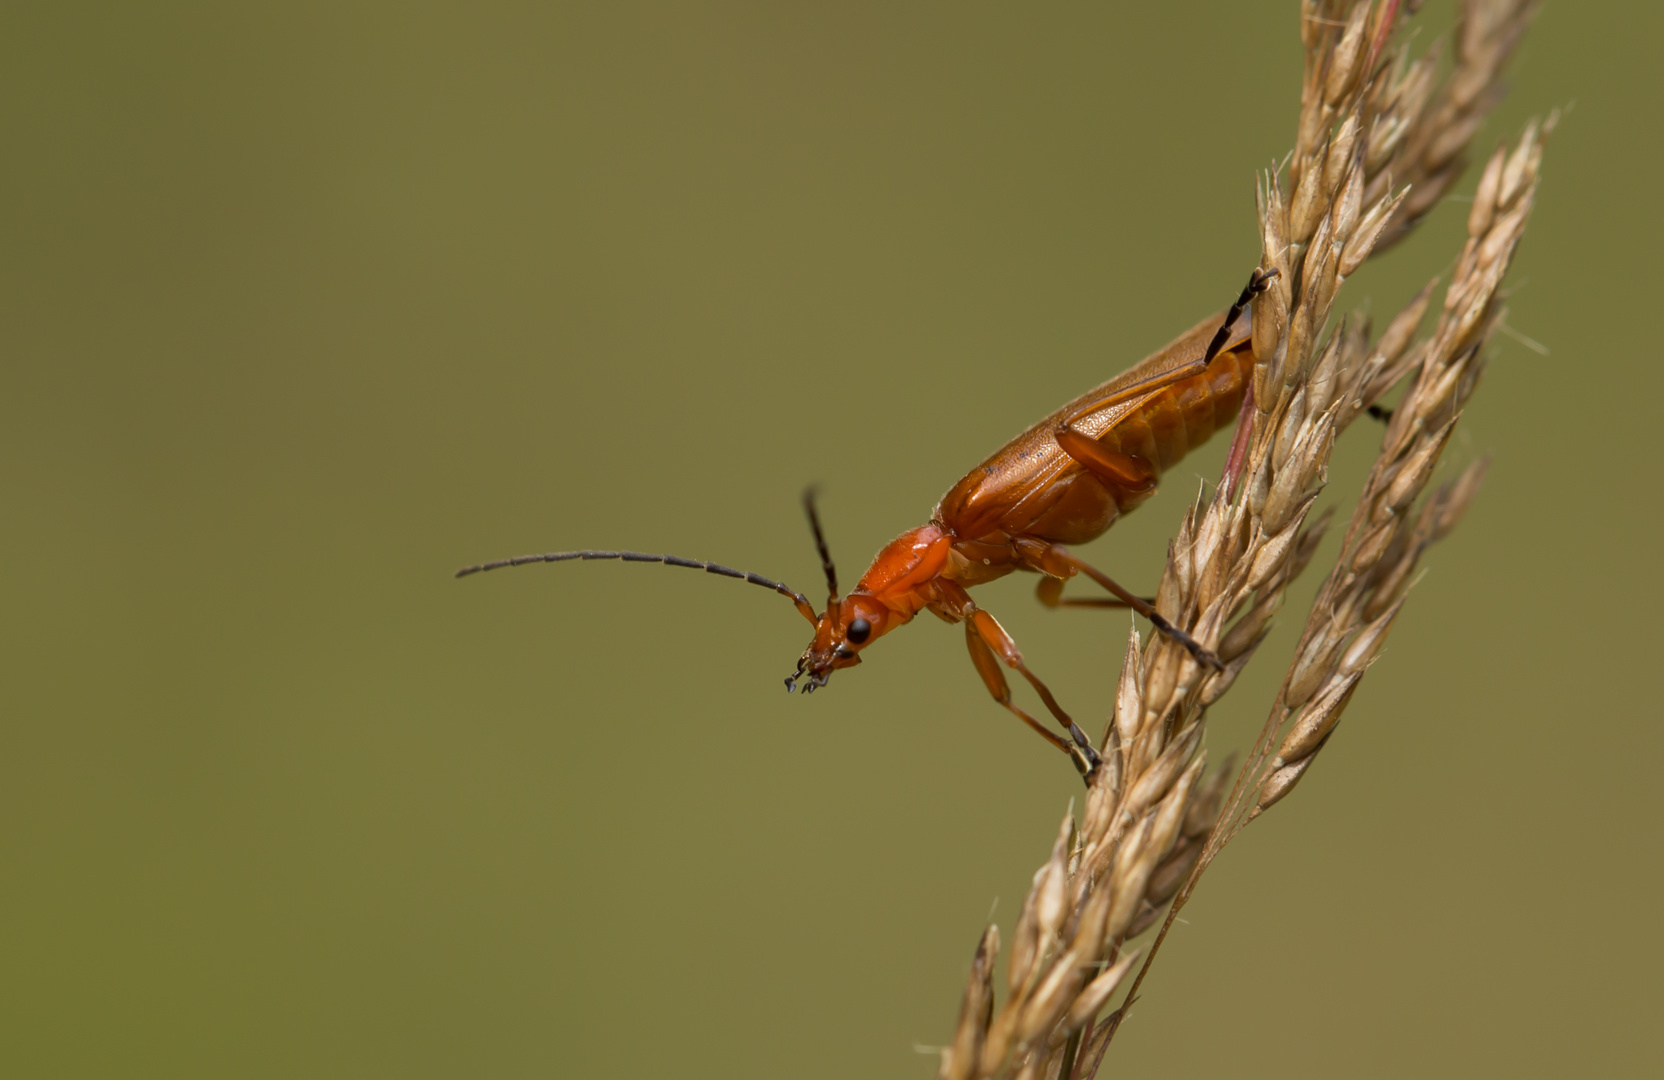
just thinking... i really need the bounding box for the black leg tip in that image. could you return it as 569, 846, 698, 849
1181, 638, 1226, 672
1147, 612, 1225, 672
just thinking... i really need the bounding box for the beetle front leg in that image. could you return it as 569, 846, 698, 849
963, 608, 1101, 779
962, 626, 1084, 768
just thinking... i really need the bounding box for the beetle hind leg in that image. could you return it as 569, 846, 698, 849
1052, 431, 1159, 496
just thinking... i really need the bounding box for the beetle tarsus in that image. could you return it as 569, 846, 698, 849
1196, 266, 1282, 375
1146, 611, 1225, 672
1063, 724, 1104, 783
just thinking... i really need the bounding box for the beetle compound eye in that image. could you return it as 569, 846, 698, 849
835, 646, 856, 660
846, 617, 871, 644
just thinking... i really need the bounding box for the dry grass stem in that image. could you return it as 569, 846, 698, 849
935, 4, 1544, 1077
1231, 112, 1548, 831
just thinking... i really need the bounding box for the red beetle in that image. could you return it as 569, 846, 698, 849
460, 270, 1274, 776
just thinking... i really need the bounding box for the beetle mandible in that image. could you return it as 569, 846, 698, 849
458, 269, 1277, 778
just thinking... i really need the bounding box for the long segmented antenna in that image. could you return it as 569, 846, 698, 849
454, 549, 818, 623
801, 486, 838, 605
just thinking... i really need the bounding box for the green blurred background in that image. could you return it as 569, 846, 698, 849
3, 2, 1658, 1076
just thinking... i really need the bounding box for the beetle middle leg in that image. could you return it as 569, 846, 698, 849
1035, 573, 1143, 610
1022, 541, 1224, 671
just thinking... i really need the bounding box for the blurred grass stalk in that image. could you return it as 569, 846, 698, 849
935, 3, 1547, 1077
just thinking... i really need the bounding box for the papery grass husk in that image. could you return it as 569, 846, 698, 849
935, 3, 1545, 1077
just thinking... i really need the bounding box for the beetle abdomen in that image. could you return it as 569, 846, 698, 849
932, 314, 1255, 548
1099, 345, 1251, 489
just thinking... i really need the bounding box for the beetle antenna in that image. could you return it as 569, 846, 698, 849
801, 486, 838, 606
454, 549, 819, 624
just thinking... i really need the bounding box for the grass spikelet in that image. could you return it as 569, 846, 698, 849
935, 4, 1545, 1075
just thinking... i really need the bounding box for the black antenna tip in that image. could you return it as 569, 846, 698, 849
800, 486, 839, 602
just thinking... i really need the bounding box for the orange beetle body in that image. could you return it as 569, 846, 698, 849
461, 271, 1273, 777
937, 320, 1252, 561
790, 287, 1266, 774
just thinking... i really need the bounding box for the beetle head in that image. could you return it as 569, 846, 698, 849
788, 592, 890, 693
784, 487, 892, 693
